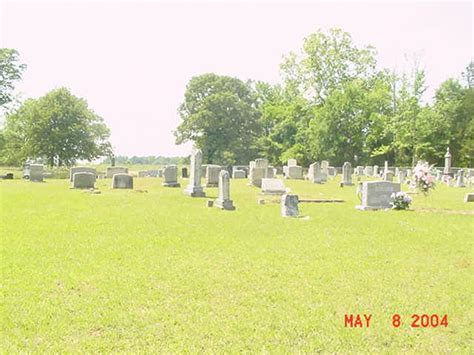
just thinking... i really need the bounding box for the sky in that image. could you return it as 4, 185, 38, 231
0, 0, 472, 157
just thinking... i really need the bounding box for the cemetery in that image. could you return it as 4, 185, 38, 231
1, 155, 473, 352
1, 1, 472, 352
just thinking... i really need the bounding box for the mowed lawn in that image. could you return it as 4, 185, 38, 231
1, 176, 473, 352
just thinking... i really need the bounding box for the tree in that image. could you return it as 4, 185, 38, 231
254, 82, 313, 165
2, 88, 112, 166
308, 74, 393, 166
0, 48, 26, 109
433, 72, 474, 167
175, 73, 261, 165
280, 28, 377, 104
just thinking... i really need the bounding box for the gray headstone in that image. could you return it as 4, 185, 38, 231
398, 170, 407, 184
455, 169, 465, 187
232, 169, 246, 179
162, 165, 180, 187
206, 165, 221, 187
384, 171, 394, 182
356, 181, 401, 210
215, 170, 235, 210
70, 167, 96, 182
72, 172, 96, 189
182, 167, 188, 178
281, 194, 299, 217
308, 162, 325, 183
464, 193, 474, 202
286, 165, 303, 179
342, 162, 353, 186
112, 173, 133, 189
107, 167, 128, 178
29, 164, 44, 182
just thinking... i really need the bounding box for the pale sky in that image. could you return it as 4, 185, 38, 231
0, 0, 472, 156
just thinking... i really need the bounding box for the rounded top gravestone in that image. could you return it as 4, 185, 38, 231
112, 174, 134, 189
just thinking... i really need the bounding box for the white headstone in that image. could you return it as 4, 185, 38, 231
444, 147, 452, 174
261, 178, 287, 195
184, 148, 206, 197
287, 158, 297, 167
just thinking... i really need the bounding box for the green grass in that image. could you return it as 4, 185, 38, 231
1, 176, 473, 352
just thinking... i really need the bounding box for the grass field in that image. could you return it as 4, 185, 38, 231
1, 175, 473, 352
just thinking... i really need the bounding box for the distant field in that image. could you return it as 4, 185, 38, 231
1, 176, 473, 352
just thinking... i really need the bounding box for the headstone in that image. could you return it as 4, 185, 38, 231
232, 169, 246, 179
138, 171, 148, 177
356, 181, 401, 210
261, 178, 287, 195
327, 166, 336, 178
444, 147, 452, 174
206, 165, 221, 187
384, 171, 394, 182
341, 162, 353, 186
162, 165, 180, 187
182, 167, 188, 178
321, 160, 329, 177
287, 158, 297, 167
464, 193, 474, 202
201, 164, 208, 178
384, 161, 389, 175
286, 166, 303, 179
436, 170, 443, 181
232, 165, 248, 178
215, 170, 235, 210
248, 158, 268, 187
106, 167, 128, 178
112, 174, 133, 189
308, 162, 325, 183
455, 169, 465, 187
398, 170, 407, 184
356, 166, 364, 176
364, 166, 373, 177
184, 149, 206, 197
70, 167, 96, 182
72, 172, 96, 189
157, 169, 163, 178
281, 194, 299, 217
29, 164, 44, 182
373, 165, 379, 177
266, 166, 275, 178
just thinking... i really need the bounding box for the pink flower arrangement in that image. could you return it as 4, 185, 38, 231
409, 161, 436, 195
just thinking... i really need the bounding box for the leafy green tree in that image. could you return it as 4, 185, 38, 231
2, 88, 112, 166
308, 74, 393, 166
254, 82, 313, 165
433, 71, 474, 166
175, 73, 261, 164
0, 48, 26, 108
280, 28, 377, 104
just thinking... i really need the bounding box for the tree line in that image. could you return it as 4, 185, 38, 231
1, 28, 473, 168
175, 28, 473, 167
